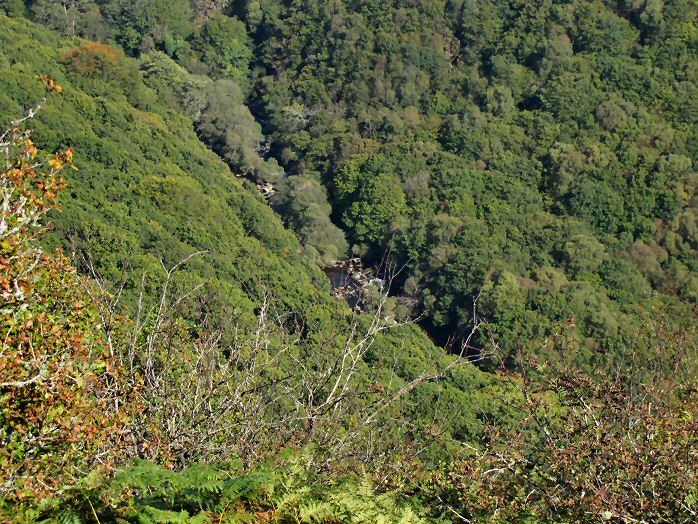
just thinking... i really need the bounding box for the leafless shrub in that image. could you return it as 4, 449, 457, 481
79, 251, 490, 470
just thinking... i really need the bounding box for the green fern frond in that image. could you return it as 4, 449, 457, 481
181, 464, 226, 495
298, 501, 334, 522
137, 506, 198, 523
14, 451, 431, 524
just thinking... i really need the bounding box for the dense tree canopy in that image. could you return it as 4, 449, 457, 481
231, 0, 698, 371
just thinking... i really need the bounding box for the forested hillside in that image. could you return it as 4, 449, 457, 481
2, 7, 512, 463
4, 0, 697, 364
8, 0, 696, 371
239, 0, 698, 369
1, 1, 697, 522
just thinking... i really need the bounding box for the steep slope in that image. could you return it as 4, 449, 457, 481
0, 14, 322, 312
0, 14, 506, 462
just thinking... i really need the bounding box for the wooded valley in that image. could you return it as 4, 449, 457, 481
1, 1, 696, 522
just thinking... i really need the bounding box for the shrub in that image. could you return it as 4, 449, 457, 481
0, 86, 131, 501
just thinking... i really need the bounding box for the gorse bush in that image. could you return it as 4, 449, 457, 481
59, 42, 124, 75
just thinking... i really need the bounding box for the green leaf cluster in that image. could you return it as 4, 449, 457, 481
10, 451, 429, 523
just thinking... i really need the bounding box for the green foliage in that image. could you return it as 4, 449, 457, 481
191, 14, 252, 89
273, 173, 348, 266
196, 78, 283, 183
336, 156, 407, 252
10, 2, 696, 360
0, 14, 308, 317
20, 451, 428, 523
232, 0, 698, 371
0, 0, 24, 17
2, 4, 697, 522
28, 1, 105, 39
99, 0, 194, 56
